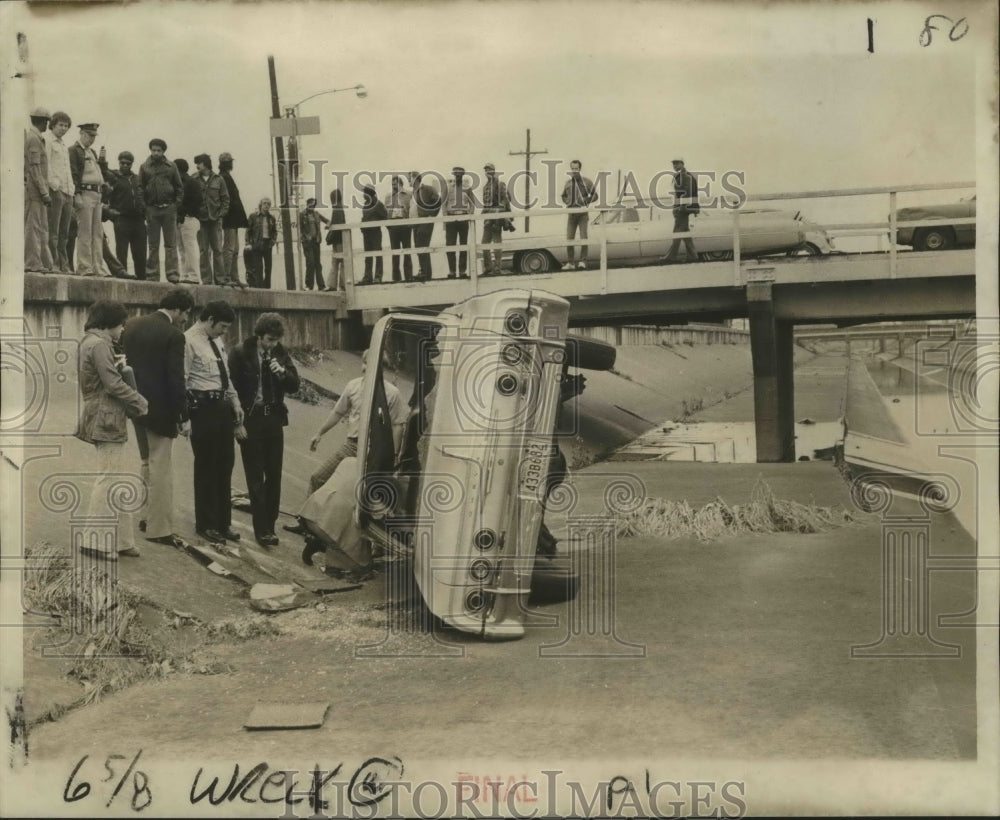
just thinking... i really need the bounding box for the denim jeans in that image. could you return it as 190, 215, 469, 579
198, 219, 225, 284
145, 204, 179, 280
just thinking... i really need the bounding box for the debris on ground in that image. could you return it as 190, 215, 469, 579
615, 478, 859, 542
244, 702, 330, 730
248, 583, 317, 613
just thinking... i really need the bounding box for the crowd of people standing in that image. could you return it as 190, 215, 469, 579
25, 107, 253, 287
76, 290, 300, 559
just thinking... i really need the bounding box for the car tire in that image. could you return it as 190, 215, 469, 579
517, 250, 555, 274
787, 243, 822, 257
564, 332, 617, 371
528, 555, 580, 606
914, 227, 955, 251
699, 250, 734, 262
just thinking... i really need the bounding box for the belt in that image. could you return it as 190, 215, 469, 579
251, 402, 282, 417
78, 183, 101, 192
189, 389, 225, 401
150, 203, 174, 208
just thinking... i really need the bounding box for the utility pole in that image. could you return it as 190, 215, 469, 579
268, 55, 297, 290
509, 128, 547, 233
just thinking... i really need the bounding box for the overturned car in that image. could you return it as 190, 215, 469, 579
347, 289, 613, 639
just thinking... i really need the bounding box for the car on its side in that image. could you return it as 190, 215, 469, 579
894, 195, 976, 251
353, 289, 616, 640
507, 204, 830, 272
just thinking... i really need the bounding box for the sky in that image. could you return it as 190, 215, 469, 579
4, 0, 992, 252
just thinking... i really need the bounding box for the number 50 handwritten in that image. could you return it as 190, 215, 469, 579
920, 14, 969, 46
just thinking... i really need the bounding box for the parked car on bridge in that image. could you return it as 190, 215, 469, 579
507, 204, 830, 272
894, 195, 976, 251
352, 289, 615, 640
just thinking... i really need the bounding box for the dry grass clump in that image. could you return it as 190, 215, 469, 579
616, 479, 857, 542
24, 543, 170, 710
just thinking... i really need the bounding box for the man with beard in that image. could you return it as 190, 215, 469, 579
138, 138, 183, 282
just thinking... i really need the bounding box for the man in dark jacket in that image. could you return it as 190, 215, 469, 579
121, 288, 194, 548
194, 153, 230, 285
229, 313, 300, 547
101, 150, 146, 278
219, 152, 248, 286
359, 185, 387, 284
409, 171, 441, 281
662, 156, 700, 264
138, 138, 183, 282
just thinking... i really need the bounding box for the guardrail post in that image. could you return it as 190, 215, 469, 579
343, 229, 355, 297
468, 213, 479, 286
598, 209, 609, 294
732, 209, 742, 285
889, 191, 897, 280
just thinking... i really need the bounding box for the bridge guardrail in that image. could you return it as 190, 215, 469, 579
336, 180, 975, 301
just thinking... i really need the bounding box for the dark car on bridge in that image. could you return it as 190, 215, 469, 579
894, 195, 976, 251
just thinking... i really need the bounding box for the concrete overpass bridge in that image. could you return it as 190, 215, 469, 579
13, 183, 978, 464
340, 181, 975, 462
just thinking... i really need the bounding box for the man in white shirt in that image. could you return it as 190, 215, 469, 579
184, 300, 243, 544
46, 111, 74, 272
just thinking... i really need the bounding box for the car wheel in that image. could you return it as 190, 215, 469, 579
787, 243, 822, 257
699, 250, 734, 262
914, 227, 955, 251
564, 332, 617, 371
528, 555, 580, 606
517, 250, 555, 274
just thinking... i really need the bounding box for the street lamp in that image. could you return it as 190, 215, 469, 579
284, 83, 367, 207
281, 83, 366, 290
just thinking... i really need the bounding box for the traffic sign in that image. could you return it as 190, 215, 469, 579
269, 116, 321, 138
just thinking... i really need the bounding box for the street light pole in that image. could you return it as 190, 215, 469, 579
267, 55, 298, 291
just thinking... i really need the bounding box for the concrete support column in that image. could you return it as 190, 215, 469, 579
747, 281, 795, 462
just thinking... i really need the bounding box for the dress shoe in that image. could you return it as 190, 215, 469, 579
283, 521, 307, 535
147, 533, 185, 548
79, 545, 117, 561
257, 534, 279, 548
221, 528, 241, 541
119, 546, 141, 557
196, 529, 226, 545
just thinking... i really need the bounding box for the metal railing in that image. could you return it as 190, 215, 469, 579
335, 180, 975, 301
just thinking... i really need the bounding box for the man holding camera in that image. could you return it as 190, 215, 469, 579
480, 162, 513, 276
229, 313, 300, 548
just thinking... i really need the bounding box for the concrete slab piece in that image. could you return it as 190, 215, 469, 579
243, 701, 329, 730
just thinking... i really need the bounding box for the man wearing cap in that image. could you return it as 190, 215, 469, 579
101, 150, 146, 278
68, 122, 109, 277
46, 111, 75, 273
139, 138, 183, 282
386, 175, 413, 282
194, 154, 230, 285
219, 152, 248, 286
24, 107, 54, 272
480, 162, 511, 276
662, 157, 699, 264
561, 159, 598, 271
443, 166, 474, 278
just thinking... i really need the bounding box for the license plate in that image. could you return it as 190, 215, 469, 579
517, 438, 550, 498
